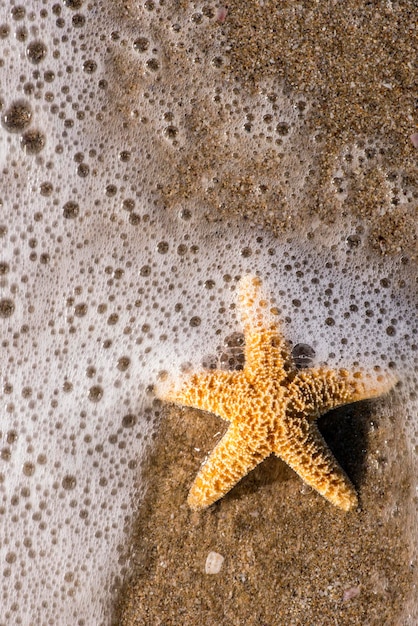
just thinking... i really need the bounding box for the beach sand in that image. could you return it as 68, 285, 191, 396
115, 399, 412, 625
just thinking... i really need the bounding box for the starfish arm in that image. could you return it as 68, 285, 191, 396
289, 367, 396, 420
237, 275, 293, 377
275, 422, 358, 511
158, 370, 241, 417
188, 424, 269, 510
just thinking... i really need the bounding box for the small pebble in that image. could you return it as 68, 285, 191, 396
205, 551, 224, 574
342, 586, 361, 602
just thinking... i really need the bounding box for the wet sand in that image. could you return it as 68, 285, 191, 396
115, 397, 412, 625
112, 1, 417, 624
152, 0, 418, 257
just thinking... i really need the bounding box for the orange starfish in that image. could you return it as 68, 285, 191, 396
158, 275, 396, 512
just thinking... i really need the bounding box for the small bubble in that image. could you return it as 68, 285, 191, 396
105, 184, 117, 197
241, 247, 252, 258
129, 212, 141, 225
5, 552, 16, 564
202, 5, 214, 17
122, 414, 136, 428
1, 448, 11, 461
117, 356, 130, 371
190, 316, 201, 327
6, 431, 17, 444
74, 303, 87, 317
122, 198, 135, 212
63, 201, 80, 219
140, 265, 151, 277
86, 366, 96, 378
0, 24, 10, 39
11, 6, 26, 20
292, 343, 316, 369
16, 25, 27, 41
163, 126, 178, 139
133, 37, 149, 52
0, 262, 9, 274
325, 317, 335, 326
20, 130, 46, 154
40, 181, 53, 196
202, 354, 218, 370
276, 122, 290, 136
0, 299, 15, 318
146, 58, 159, 71
88, 385, 103, 402
26, 41, 47, 64
77, 163, 89, 177
72, 14, 86, 27
82, 59, 97, 73
62, 475, 77, 490
157, 241, 169, 254
386, 325, 396, 336
179, 208, 191, 220
22, 462, 35, 477
1, 100, 32, 133
44, 70, 55, 82
225, 332, 245, 348
346, 234, 361, 248
64, 0, 83, 8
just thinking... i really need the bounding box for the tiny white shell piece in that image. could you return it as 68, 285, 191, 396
205, 551, 225, 574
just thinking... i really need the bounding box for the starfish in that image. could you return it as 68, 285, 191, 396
157, 275, 396, 512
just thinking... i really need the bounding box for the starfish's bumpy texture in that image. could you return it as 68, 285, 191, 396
158, 275, 395, 512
